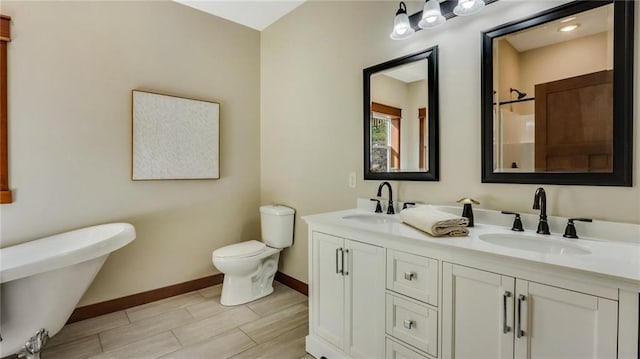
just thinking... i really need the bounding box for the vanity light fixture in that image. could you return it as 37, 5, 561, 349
390, 1, 415, 40
559, 23, 580, 32
419, 0, 446, 29
390, 0, 496, 40
453, 0, 485, 16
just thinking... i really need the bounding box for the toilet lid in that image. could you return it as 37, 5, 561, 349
213, 240, 266, 259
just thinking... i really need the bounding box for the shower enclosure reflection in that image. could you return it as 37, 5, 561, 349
493, 3, 614, 173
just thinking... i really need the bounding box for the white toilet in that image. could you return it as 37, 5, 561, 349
212, 205, 295, 306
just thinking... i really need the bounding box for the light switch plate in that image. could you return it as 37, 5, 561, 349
348, 172, 357, 188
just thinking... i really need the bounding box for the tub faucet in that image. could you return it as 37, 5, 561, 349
377, 181, 394, 215
532, 187, 550, 235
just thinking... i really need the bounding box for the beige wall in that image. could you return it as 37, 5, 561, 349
497, 39, 521, 104
406, 79, 428, 170
0, 1, 261, 306
520, 31, 611, 99
261, 0, 640, 284
371, 74, 408, 111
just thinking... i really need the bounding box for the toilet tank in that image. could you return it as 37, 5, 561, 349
260, 205, 295, 249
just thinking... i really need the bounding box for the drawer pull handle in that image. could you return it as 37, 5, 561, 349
517, 294, 526, 338
343, 249, 349, 276
404, 272, 415, 281
503, 291, 512, 334
403, 320, 414, 329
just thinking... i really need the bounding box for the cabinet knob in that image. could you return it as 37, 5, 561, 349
404, 272, 415, 281
403, 319, 414, 329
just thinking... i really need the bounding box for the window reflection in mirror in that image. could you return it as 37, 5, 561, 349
369, 60, 428, 173
493, 4, 613, 173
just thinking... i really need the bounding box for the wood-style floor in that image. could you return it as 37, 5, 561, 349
42, 282, 313, 359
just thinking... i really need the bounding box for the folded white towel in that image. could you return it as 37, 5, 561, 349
400, 205, 469, 237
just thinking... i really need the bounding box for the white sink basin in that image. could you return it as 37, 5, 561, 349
342, 214, 400, 225
479, 233, 591, 255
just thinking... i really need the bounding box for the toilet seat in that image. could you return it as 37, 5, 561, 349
212, 240, 266, 259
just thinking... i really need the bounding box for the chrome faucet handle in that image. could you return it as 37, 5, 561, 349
402, 202, 416, 210
370, 198, 383, 213
563, 218, 592, 239
501, 211, 524, 232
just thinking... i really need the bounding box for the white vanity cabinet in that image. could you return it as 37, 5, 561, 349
304, 208, 639, 359
309, 231, 386, 359
442, 263, 618, 359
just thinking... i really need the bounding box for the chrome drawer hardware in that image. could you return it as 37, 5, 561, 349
517, 294, 526, 338
404, 272, 415, 281
343, 249, 349, 276
403, 320, 414, 329
503, 291, 512, 333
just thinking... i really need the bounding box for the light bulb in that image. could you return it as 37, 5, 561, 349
453, 0, 485, 16
559, 24, 580, 32
419, 0, 446, 29
390, 2, 415, 40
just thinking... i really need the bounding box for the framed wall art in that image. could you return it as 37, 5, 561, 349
132, 90, 220, 180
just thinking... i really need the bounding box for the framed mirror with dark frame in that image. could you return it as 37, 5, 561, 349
481, 1, 634, 186
363, 46, 439, 181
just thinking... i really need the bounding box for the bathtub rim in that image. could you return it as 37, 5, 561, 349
0, 223, 136, 283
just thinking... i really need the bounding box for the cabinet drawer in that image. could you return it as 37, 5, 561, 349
387, 249, 438, 305
386, 337, 432, 359
386, 293, 438, 357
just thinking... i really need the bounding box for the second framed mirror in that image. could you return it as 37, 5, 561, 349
363, 46, 439, 181
481, 1, 634, 186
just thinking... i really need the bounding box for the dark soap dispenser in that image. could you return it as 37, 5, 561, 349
457, 197, 480, 227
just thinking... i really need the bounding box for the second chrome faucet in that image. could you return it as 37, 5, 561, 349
377, 181, 394, 215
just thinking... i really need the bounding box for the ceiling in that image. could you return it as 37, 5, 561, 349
174, 0, 305, 31
376, 61, 427, 84
505, 4, 612, 52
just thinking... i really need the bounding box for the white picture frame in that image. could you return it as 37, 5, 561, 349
132, 90, 220, 180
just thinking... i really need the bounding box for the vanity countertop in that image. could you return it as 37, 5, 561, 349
303, 208, 640, 285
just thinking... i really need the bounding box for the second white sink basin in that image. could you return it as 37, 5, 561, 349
479, 233, 591, 255
342, 214, 400, 225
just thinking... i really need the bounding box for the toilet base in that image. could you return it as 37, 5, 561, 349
220, 252, 280, 306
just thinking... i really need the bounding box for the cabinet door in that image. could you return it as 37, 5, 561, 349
514, 280, 617, 359
345, 240, 385, 359
311, 232, 345, 350
442, 263, 515, 359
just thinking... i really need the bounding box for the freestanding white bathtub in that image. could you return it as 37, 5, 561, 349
0, 223, 136, 357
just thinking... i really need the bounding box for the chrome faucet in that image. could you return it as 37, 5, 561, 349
532, 187, 550, 235
377, 181, 394, 215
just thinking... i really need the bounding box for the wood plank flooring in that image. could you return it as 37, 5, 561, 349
42, 282, 310, 359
